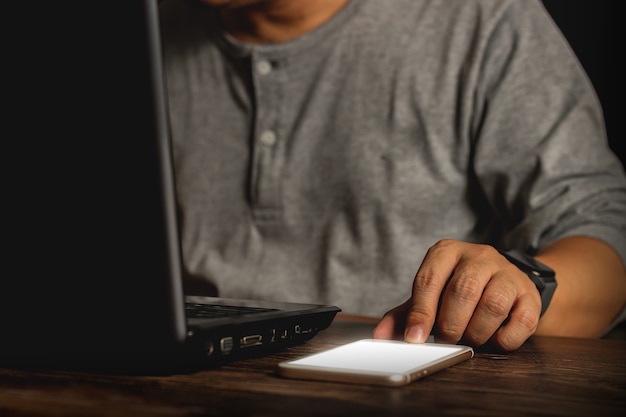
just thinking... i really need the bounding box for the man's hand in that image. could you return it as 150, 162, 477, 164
373, 240, 542, 351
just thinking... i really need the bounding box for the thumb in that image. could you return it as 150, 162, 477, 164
372, 300, 410, 340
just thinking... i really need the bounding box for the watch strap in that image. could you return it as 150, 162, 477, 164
498, 249, 557, 317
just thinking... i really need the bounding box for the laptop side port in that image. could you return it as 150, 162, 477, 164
240, 334, 263, 348
220, 337, 233, 354
294, 324, 313, 334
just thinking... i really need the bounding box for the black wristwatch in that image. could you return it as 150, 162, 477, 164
498, 249, 557, 317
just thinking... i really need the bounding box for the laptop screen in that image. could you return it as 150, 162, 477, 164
2, 0, 186, 360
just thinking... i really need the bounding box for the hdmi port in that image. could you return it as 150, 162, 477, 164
240, 334, 263, 348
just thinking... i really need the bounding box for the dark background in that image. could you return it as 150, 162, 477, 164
541, 0, 625, 167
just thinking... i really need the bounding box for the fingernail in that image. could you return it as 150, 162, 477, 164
405, 325, 425, 343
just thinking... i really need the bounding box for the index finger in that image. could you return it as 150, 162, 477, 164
404, 241, 459, 343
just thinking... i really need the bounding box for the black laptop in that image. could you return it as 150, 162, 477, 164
0, 0, 339, 372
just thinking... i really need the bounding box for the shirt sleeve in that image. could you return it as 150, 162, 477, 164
470, 1, 626, 331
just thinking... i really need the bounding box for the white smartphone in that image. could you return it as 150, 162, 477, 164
278, 339, 473, 387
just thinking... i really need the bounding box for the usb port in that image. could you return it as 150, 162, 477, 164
240, 334, 263, 348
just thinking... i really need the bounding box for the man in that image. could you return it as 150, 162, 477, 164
159, 0, 626, 351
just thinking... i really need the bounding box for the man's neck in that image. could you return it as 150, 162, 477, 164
219, 0, 350, 44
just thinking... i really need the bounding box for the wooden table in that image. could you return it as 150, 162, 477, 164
1, 314, 625, 417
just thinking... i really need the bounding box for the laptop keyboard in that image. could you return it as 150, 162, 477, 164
185, 302, 280, 319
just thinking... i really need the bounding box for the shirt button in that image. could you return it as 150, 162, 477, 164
255, 60, 272, 76
259, 130, 277, 146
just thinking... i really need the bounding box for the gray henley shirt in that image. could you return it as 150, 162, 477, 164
159, 0, 626, 327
